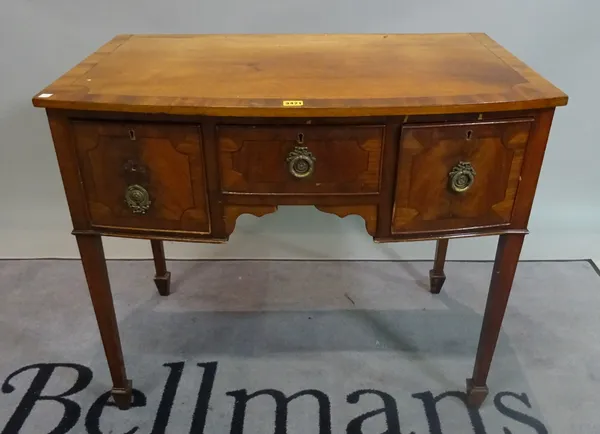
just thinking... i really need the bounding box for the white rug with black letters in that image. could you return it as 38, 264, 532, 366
1, 259, 599, 434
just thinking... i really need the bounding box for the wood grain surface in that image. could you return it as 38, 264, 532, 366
218, 125, 383, 194
72, 121, 210, 233
33, 34, 567, 116
392, 118, 532, 233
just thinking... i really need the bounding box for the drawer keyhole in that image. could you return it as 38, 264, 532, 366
466, 130, 473, 140
129, 129, 136, 141
297, 133, 304, 144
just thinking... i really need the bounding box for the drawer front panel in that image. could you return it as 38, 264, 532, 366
392, 119, 532, 233
218, 126, 384, 194
73, 121, 210, 233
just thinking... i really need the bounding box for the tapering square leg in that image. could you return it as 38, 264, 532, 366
467, 233, 525, 408
151, 240, 171, 296
76, 235, 132, 410
429, 239, 448, 294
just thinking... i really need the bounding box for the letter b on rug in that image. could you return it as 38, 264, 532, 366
1, 363, 92, 434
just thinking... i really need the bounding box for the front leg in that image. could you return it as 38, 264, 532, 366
151, 240, 171, 296
429, 239, 448, 294
467, 233, 525, 408
76, 234, 132, 410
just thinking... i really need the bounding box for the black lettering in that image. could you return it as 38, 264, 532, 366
227, 388, 332, 434
346, 389, 402, 433
412, 391, 486, 434
189, 361, 218, 434
494, 392, 548, 434
151, 361, 185, 434
85, 389, 147, 434
1, 363, 92, 434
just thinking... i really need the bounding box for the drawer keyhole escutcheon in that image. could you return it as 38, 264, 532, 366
466, 130, 473, 140
449, 161, 476, 193
129, 129, 136, 141
125, 184, 151, 214
286, 141, 316, 179
123, 160, 147, 175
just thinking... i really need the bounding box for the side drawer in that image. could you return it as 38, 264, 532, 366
392, 119, 533, 233
72, 121, 210, 233
217, 125, 384, 194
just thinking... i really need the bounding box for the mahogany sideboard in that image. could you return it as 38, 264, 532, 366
32, 33, 568, 409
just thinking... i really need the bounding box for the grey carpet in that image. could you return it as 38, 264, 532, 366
0, 259, 599, 434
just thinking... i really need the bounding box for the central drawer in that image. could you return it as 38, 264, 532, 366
217, 125, 384, 194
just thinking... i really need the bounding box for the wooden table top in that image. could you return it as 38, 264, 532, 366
33, 33, 568, 117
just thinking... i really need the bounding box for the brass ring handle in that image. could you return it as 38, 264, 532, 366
286, 146, 316, 178
449, 161, 476, 193
125, 184, 151, 214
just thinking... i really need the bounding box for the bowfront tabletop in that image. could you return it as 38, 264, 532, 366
33, 33, 567, 117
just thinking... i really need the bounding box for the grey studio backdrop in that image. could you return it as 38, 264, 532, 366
0, 0, 597, 261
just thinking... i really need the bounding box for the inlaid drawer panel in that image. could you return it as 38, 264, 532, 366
72, 121, 210, 233
392, 119, 533, 233
217, 126, 384, 194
